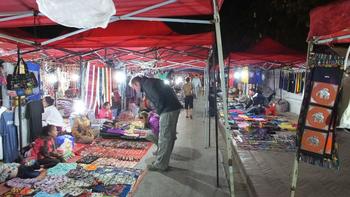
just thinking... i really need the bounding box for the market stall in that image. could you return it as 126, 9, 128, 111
0, 0, 234, 196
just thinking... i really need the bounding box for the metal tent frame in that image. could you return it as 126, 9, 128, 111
0, 0, 234, 196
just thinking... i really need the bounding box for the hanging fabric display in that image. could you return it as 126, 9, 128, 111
279, 69, 305, 94
84, 61, 112, 111
229, 69, 234, 88
297, 54, 343, 169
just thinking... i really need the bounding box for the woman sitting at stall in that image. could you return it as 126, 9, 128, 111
30, 125, 64, 169
42, 96, 65, 133
97, 102, 113, 120
72, 112, 96, 144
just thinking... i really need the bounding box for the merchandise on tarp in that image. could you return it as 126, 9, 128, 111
36, 0, 116, 29
296, 53, 344, 169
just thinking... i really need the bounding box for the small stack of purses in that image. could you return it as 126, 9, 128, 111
297, 64, 343, 169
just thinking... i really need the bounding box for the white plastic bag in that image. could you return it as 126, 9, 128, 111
36, 0, 116, 29
339, 98, 350, 129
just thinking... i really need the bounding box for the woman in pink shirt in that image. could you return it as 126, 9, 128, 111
98, 102, 113, 120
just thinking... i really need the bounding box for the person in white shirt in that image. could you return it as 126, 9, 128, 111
191, 76, 201, 98
42, 96, 65, 132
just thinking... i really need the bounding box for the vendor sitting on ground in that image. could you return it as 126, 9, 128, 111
245, 88, 267, 114
0, 163, 46, 183
42, 96, 65, 133
30, 125, 64, 169
72, 112, 97, 144
97, 102, 113, 120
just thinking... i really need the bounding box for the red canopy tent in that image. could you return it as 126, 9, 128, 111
0, 0, 221, 70
0, 0, 223, 28
308, 0, 350, 44
228, 37, 305, 68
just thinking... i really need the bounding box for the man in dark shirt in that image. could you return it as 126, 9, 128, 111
130, 76, 182, 171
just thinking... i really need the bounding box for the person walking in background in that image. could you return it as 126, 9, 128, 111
191, 75, 201, 99
183, 77, 194, 119
129, 76, 182, 171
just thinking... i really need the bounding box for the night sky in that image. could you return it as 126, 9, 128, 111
167, 0, 333, 58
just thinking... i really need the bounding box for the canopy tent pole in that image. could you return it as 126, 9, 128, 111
120, 16, 212, 24
313, 34, 350, 45
213, 56, 220, 187
204, 58, 210, 148
0, 33, 36, 46
344, 44, 350, 70
212, 0, 235, 196
290, 41, 313, 197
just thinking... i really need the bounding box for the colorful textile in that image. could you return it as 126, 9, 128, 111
77, 155, 100, 164
233, 129, 296, 152
34, 175, 69, 193
6, 177, 38, 188
92, 166, 142, 185
94, 139, 150, 149
0, 163, 19, 183
80, 146, 149, 161
84, 62, 112, 111
34, 192, 64, 197
93, 158, 138, 168
47, 163, 77, 176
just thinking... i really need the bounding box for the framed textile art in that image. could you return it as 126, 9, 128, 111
300, 129, 327, 154
305, 105, 332, 130
310, 82, 338, 107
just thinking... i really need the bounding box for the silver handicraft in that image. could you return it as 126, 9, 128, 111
316, 88, 331, 100
308, 136, 320, 146
312, 112, 325, 123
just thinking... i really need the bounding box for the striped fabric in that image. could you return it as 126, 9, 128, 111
84, 61, 113, 111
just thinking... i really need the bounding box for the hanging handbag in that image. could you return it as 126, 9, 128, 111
6, 58, 38, 94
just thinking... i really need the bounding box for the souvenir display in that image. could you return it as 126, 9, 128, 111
310, 82, 338, 107
297, 55, 343, 169
305, 105, 332, 130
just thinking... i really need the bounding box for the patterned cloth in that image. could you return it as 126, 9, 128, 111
0, 163, 19, 183
47, 163, 77, 176
92, 158, 138, 168
6, 177, 38, 188
92, 166, 142, 185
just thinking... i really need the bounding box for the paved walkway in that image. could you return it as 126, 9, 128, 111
134, 97, 232, 197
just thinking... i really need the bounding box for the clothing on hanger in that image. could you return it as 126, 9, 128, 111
0, 111, 19, 162
25, 100, 44, 142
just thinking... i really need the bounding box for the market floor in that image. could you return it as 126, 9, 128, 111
134, 97, 233, 197
222, 121, 350, 197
